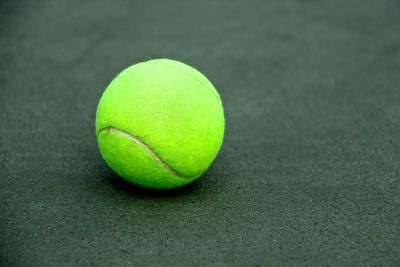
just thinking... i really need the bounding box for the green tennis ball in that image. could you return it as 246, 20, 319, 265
96, 59, 225, 189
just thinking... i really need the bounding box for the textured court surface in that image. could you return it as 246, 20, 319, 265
1, 0, 400, 266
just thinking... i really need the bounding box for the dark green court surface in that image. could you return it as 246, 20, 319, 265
1, 0, 400, 266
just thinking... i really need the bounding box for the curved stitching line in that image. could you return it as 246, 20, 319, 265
98, 126, 193, 179
150, 60, 221, 102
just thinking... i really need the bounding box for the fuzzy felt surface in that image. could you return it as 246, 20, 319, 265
96, 59, 225, 188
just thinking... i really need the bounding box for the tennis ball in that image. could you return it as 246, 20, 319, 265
96, 59, 225, 189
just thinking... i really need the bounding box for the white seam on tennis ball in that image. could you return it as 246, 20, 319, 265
99, 126, 193, 179
150, 60, 221, 102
